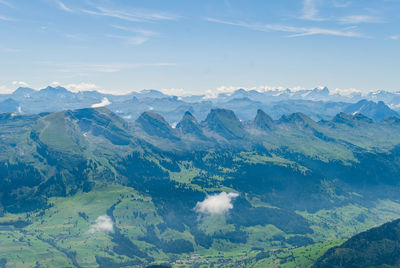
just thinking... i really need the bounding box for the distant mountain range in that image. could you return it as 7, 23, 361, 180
1, 86, 400, 123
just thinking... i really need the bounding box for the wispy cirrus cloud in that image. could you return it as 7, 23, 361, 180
286, 26, 364, 37
106, 34, 150, 46
65, 33, 86, 41
300, 0, 383, 26
389, 35, 400, 40
41, 61, 176, 75
332, 0, 351, 8
206, 17, 365, 38
81, 6, 179, 22
0, 0, 13, 8
338, 15, 384, 24
0, 0, 15, 22
53, 2, 175, 46
0, 15, 14, 21
301, 0, 325, 21
109, 25, 157, 45
57, 1, 72, 12
55, 2, 179, 22
111, 25, 156, 36
0, 45, 19, 53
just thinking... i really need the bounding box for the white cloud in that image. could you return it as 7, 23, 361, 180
64, 82, 100, 92
204, 85, 297, 99
81, 6, 179, 22
204, 86, 244, 99
89, 215, 113, 234
49, 81, 61, 87
57, 1, 72, 12
12, 81, 30, 87
338, 15, 383, 24
195, 192, 239, 215
0, 85, 12, 94
389, 35, 400, 40
159, 88, 195, 96
330, 87, 363, 96
206, 18, 364, 38
91, 97, 111, 108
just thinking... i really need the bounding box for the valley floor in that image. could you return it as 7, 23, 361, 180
1, 184, 400, 267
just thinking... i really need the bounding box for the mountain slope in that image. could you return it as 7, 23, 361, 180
253, 109, 275, 130
176, 111, 206, 139
135, 111, 179, 140
202, 108, 247, 139
313, 218, 400, 268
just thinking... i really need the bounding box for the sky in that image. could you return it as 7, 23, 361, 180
0, 0, 399, 95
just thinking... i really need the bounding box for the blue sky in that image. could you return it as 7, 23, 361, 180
0, 0, 399, 94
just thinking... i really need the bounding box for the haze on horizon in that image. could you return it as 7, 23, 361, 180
0, 0, 399, 94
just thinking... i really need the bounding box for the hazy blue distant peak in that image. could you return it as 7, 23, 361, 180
135, 89, 168, 99
344, 99, 399, 121
2, 84, 400, 123
39, 86, 72, 94
6, 85, 400, 102
12, 87, 35, 95
0, 98, 20, 114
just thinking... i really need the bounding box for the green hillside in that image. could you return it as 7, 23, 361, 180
313, 218, 400, 268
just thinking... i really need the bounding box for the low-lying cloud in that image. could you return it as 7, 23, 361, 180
89, 215, 114, 234
195, 192, 239, 215
91, 97, 111, 108
12, 81, 30, 87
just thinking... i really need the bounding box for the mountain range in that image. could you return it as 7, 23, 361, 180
1, 86, 400, 124
2, 105, 400, 266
